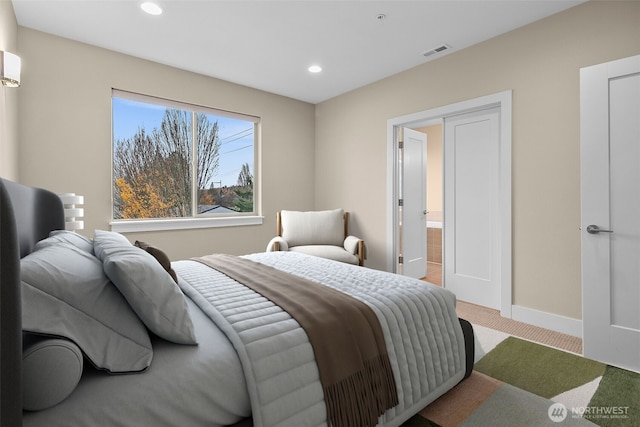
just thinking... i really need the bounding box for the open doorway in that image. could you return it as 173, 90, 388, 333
386, 90, 512, 316
413, 123, 443, 285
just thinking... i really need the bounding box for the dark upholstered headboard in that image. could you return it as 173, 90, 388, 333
1, 179, 65, 258
0, 178, 65, 426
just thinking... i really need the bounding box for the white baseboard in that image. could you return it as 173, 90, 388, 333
511, 305, 582, 338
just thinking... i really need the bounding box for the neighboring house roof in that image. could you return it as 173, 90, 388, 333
198, 205, 238, 214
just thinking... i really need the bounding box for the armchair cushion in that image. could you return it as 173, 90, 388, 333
280, 209, 344, 247
289, 245, 360, 265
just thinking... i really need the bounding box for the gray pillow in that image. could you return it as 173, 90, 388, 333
93, 230, 197, 345
22, 335, 83, 411
21, 242, 153, 373
35, 230, 94, 254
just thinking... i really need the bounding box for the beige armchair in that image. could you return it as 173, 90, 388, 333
266, 209, 365, 266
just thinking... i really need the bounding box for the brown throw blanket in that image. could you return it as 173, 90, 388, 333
195, 254, 398, 427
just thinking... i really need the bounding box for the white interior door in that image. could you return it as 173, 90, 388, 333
400, 127, 427, 279
581, 55, 640, 372
443, 108, 501, 309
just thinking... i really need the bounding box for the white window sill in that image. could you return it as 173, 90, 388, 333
110, 216, 264, 233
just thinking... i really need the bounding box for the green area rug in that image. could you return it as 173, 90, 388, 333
401, 328, 640, 426
586, 365, 640, 427
474, 336, 605, 398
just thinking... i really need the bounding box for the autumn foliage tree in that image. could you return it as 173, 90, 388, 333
113, 109, 221, 219
195, 163, 254, 213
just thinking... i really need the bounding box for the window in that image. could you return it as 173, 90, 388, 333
111, 90, 261, 232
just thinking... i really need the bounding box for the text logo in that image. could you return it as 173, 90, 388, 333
549, 402, 568, 423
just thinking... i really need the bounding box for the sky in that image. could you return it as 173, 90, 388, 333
112, 97, 254, 188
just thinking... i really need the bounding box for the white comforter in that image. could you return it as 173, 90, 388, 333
175, 251, 466, 427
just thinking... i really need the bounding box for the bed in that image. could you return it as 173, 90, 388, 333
0, 178, 473, 427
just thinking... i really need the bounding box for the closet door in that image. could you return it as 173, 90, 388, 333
444, 108, 501, 310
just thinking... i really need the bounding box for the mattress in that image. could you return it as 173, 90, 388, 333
23, 251, 467, 427
22, 296, 251, 427
177, 251, 466, 427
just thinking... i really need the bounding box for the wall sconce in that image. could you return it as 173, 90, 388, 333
1, 51, 21, 87
58, 193, 84, 231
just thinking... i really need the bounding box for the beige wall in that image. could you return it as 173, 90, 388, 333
17, 28, 316, 260
416, 124, 443, 214
0, 0, 18, 180
11, 2, 640, 322
315, 1, 640, 320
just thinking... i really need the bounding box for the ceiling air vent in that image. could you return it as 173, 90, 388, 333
422, 44, 451, 58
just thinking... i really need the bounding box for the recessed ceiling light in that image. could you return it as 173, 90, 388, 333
141, 2, 162, 15
308, 65, 322, 73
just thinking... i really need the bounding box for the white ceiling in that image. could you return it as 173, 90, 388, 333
12, 0, 585, 104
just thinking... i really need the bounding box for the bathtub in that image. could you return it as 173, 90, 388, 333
426, 211, 443, 229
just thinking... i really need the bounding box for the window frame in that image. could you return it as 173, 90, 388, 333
110, 89, 262, 233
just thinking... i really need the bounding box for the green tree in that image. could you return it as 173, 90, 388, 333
234, 163, 253, 212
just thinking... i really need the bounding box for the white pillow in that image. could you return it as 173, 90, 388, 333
21, 241, 153, 373
93, 230, 197, 345
35, 229, 94, 254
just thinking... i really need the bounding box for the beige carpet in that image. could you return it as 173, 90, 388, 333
423, 262, 582, 354
455, 300, 583, 355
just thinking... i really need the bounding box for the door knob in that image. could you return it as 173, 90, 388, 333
586, 225, 613, 234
